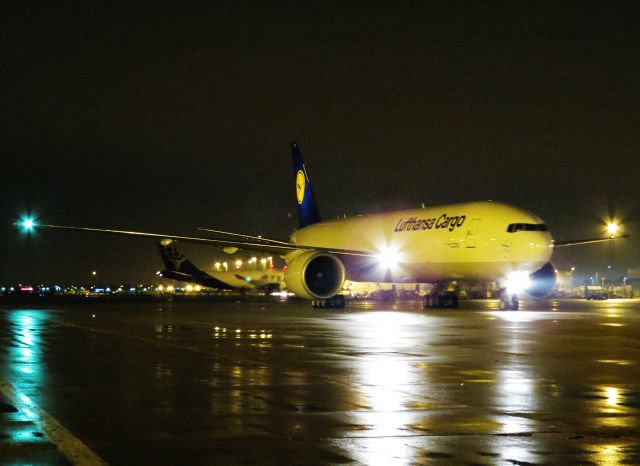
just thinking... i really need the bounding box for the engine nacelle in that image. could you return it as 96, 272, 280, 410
284, 251, 346, 300
525, 261, 557, 298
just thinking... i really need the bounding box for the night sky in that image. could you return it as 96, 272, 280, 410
2, 1, 639, 284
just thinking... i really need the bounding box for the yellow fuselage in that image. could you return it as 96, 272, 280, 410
289, 201, 553, 283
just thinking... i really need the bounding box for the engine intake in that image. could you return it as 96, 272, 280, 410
284, 251, 346, 300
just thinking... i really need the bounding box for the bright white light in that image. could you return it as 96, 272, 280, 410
607, 223, 619, 237
18, 216, 36, 233
505, 271, 530, 295
605, 386, 619, 406
376, 246, 400, 271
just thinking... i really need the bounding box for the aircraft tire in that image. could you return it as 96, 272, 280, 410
499, 298, 508, 311
499, 295, 519, 311
324, 295, 346, 309
448, 293, 459, 309
312, 296, 346, 309
425, 295, 438, 308
425, 293, 458, 309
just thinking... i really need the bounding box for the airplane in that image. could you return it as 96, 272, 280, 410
157, 239, 284, 293
18, 142, 627, 310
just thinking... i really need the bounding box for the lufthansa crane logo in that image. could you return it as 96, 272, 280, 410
296, 170, 306, 204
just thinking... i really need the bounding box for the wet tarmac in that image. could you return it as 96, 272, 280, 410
0, 298, 639, 465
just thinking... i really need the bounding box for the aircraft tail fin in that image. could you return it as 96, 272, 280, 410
291, 142, 321, 228
156, 239, 235, 289
157, 239, 204, 276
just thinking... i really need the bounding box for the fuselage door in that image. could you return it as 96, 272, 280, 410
465, 219, 481, 248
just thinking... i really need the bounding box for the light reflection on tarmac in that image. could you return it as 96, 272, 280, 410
0, 298, 640, 464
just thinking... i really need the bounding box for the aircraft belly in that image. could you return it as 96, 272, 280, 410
344, 259, 546, 283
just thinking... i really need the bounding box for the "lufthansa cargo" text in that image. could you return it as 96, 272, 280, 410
394, 214, 466, 233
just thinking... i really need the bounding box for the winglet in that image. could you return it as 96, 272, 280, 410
291, 142, 321, 228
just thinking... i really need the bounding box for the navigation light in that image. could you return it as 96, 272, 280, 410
18, 216, 36, 233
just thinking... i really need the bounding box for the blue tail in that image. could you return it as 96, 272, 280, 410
291, 142, 321, 228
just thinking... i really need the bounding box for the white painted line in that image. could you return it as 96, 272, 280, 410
0, 376, 108, 466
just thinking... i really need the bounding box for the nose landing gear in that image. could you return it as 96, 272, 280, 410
499, 291, 519, 311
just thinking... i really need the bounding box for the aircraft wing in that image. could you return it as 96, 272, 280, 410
553, 234, 630, 248
35, 224, 375, 257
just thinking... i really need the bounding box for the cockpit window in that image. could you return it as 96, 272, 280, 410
507, 223, 548, 233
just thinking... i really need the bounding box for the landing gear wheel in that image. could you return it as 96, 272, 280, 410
499, 294, 519, 311
311, 295, 346, 309
423, 292, 459, 309
446, 293, 458, 308
511, 296, 519, 310
332, 295, 346, 308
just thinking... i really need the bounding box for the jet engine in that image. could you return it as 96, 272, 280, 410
284, 251, 346, 300
525, 261, 557, 298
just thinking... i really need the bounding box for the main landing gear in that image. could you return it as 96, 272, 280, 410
311, 295, 346, 309
423, 291, 459, 309
499, 289, 519, 310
